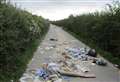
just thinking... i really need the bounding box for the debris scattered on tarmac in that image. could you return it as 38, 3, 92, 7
20, 39, 109, 82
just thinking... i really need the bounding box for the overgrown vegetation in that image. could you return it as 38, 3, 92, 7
0, 1, 49, 82
52, 1, 120, 66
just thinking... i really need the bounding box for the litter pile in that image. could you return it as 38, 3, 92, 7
20, 41, 107, 82
64, 47, 107, 66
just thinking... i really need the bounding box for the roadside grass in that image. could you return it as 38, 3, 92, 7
0, 29, 48, 82
0, 40, 40, 82
64, 28, 120, 66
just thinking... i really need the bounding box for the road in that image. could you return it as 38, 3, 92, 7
23, 24, 120, 82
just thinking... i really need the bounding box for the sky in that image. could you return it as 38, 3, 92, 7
10, 0, 114, 20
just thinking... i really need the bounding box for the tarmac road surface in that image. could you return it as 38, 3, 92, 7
24, 24, 120, 82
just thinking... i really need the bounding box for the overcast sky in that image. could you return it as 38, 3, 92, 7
10, 0, 114, 20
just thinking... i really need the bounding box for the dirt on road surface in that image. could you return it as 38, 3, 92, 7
20, 24, 120, 82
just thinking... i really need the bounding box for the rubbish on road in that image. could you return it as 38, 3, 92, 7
21, 46, 100, 82
47, 62, 61, 76
49, 74, 62, 82
34, 64, 62, 82
42, 63, 48, 69
50, 38, 58, 41
45, 47, 51, 50
75, 64, 90, 72
47, 80, 51, 82
34, 76, 42, 82
57, 59, 95, 78
58, 70, 96, 78
47, 62, 60, 72
64, 47, 99, 62
35, 68, 49, 80
91, 63, 96, 66
44, 44, 57, 51
62, 52, 71, 60
56, 47, 97, 78
93, 58, 107, 66
86, 49, 97, 57
114, 64, 120, 69
19, 73, 34, 82
45, 47, 53, 50
65, 47, 89, 59
51, 45, 56, 48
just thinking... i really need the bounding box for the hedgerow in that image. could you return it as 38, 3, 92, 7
0, 1, 49, 82
52, 1, 120, 65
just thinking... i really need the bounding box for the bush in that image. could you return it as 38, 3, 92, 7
0, 1, 49, 82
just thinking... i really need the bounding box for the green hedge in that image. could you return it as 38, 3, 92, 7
0, 1, 49, 82
52, 1, 120, 65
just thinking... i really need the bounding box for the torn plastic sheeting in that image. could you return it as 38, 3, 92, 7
48, 63, 60, 71
75, 64, 90, 72
78, 55, 88, 61
35, 68, 49, 79
95, 59, 107, 66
